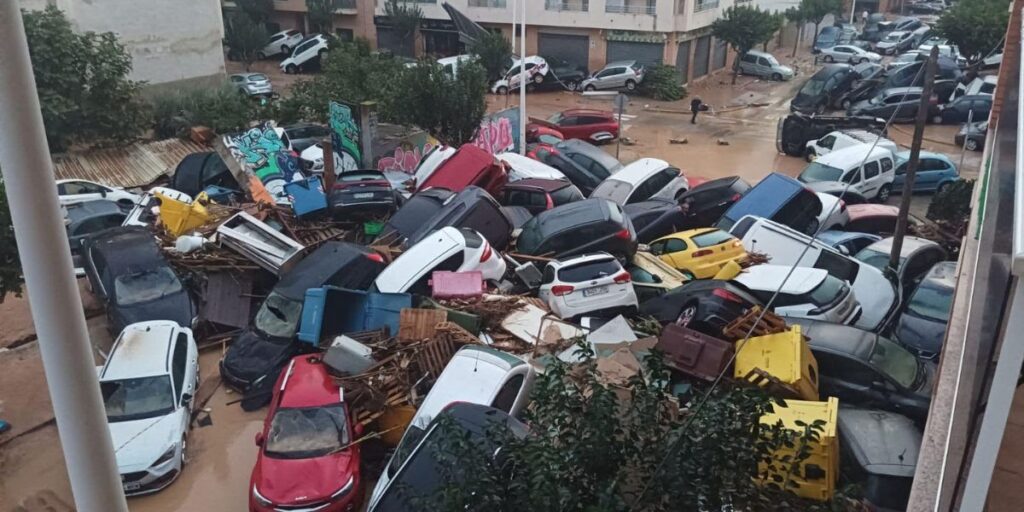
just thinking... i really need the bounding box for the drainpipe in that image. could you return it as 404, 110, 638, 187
0, 4, 128, 511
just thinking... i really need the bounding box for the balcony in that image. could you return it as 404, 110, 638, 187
606, 0, 656, 15
468, 0, 507, 6
337, 0, 356, 10
694, 0, 718, 12
545, 0, 589, 12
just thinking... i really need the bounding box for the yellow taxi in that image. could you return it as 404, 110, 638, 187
648, 228, 747, 279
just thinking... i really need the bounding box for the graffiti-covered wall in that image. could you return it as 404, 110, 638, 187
375, 130, 439, 174
223, 123, 303, 204
473, 108, 520, 155
329, 101, 362, 173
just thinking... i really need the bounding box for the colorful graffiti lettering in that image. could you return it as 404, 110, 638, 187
376, 144, 433, 174
329, 101, 361, 173
224, 123, 301, 204
473, 108, 520, 155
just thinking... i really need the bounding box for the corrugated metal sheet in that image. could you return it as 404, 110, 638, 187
52, 138, 206, 189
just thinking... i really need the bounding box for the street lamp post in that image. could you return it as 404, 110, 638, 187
518, 0, 527, 155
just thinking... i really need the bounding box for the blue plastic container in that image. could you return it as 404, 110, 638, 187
284, 176, 328, 218
297, 286, 411, 345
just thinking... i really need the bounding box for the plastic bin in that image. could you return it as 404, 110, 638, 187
157, 191, 210, 236
430, 271, 485, 299
655, 323, 734, 381
284, 176, 328, 218
297, 286, 412, 346
735, 326, 819, 401
759, 397, 839, 502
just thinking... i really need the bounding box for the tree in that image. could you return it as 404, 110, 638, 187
224, 12, 269, 70
784, 6, 809, 57
0, 177, 23, 302
390, 62, 488, 146
638, 64, 687, 101
800, 0, 842, 50
763, 13, 785, 52
384, 0, 423, 56
306, 0, 335, 35
469, 31, 513, 82
236, 0, 275, 24
936, 0, 1009, 62
22, 6, 149, 152
712, 6, 783, 84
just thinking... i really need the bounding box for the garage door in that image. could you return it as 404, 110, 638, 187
538, 33, 590, 73
376, 27, 414, 57
606, 41, 664, 69
676, 40, 691, 82
693, 35, 711, 78
713, 38, 728, 70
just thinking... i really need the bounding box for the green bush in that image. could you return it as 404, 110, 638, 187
638, 64, 687, 101
151, 86, 258, 139
927, 179, 975, 226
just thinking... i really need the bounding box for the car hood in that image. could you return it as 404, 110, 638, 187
776, 65, 795, 74
254, 451, 356, 506
804, 181, 849, 193
109, 412, 181, 471
895, 311, 948, 356
222, 329, 298, 384
876, 41, 898, 48
115, 291, 193, 332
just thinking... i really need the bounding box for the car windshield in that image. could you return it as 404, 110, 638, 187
906, 281, 954, 321
113, 267, 182, 306
800, 78, 826, 97
766, 55, 780, 66
869, 93, 886, 105
547, 113, 564, 124
691, 230, 734, 248
808, 276, 846, 307
253, 291, 304, 339
249, 74, 268, 81
868, 337, 920, 389
101, 376, 175, 423
516, 219, 544, 254
264, 405, 350, 459
558, 258, 620, 282
801, 162, 845, 182
883, 33, 902, 42
387, 424, 427, 478
855, 248, 905, 271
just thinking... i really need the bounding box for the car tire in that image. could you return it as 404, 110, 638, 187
285, 64, 298, 74
860, 57, 869, 64
625, 79, 637, 91
932, 114, 944, 124
585, 84, 596, 92
676, 302, 699, 328
937, 181, 952, 194
771, 73, 783, 81
533, 73, 544, 85
804, 148, 817, 162
116, 198, 134, 208
824, 55, 834, 63
497, 86, 509, 95
566, 80, 579, 91
281, 45, 290, 55
841, 98, 852, 110
965, 138, 979, 151
876, 183, 892, 202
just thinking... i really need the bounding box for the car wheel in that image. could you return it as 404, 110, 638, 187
585, 84, 596, 92
285, 64, 298, 74
565, 80, 579, 91
533, 73, 544, 85
804, 148, 816, 162
932, 114, 944, 124
676, 302, 699, 327
876, 183, 892, 202
116, 198, 134, 208
824, 55, 834, 63
771, 73, 782, 81
281, 45, 290, 55
841, 98, 852, 110
625, 79, 637, 91
497, 85, 509, 95
965, 138, 980, 151
860, 57, 869, 64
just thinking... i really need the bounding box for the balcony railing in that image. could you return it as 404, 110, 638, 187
546, 0, 589, 12
337, 0, 356, 9
694, 0, 718, 12
606, 1, 656, 14
469, 0, 507, 7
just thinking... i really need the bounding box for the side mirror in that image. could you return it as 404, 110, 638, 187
837, 245, 850, 256
99, 189, 107, 198
354, 423, 365, 438
181, 392, 192, 406
254, 432, 265, 446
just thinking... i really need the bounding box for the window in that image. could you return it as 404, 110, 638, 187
664, 238, 688, 253
880, 158, 893, 173
542, 265, 556, 284
506, 189, 546, 208
231, 75, 244, 83
694, 0, 719, 12
550, 184, 584, 205
757, 57, 771, 66
60, 181, 105, 195
491, 374, 525, 413
818, 135, 836, 149
598, 67, 625, 78
75, 215, 124, 235
863, 161, 880, 179
691, 230, 733, 248
558, 258, 621, 282
569, 153, 594, 169
842, 170, 862, 184
335, 28, 354, 42
741, 54, 758, 64
649, 240, 667, 256
171, 334, 188, 398
814, 250, 858, 282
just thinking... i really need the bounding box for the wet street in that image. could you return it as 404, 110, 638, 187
0, 49, 984, 512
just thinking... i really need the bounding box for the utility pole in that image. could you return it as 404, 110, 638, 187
0, 3, 129, 511
889, 45, 939, 273
518, 0, 527, 155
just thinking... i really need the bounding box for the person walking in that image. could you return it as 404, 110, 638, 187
861, 10, 868, 25
690, 97, 702, 124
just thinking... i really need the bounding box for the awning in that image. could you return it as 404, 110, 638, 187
442, 1, 490, 46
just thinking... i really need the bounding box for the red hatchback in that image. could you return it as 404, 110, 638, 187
534, 109, 620, 144
250, 356, 362, 512
415, 143, 508, 196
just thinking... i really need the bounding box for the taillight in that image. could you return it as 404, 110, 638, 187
551, 285, 575, 296
712, 288, 744, 303
613, 271, 631, 284
545, 194, 554, 210
614, 228, 631, 240
479, 244, 493, 262
732, 240, 743, 248
692, 249, 713, 258
731, 193, 742, 202
366, 252, 385, 263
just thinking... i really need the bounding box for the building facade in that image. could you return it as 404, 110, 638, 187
21, 0, 226, 89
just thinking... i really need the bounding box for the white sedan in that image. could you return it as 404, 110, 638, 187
538, 252, 638, 320
57, 179, 140, 207
819, 45, 882, 64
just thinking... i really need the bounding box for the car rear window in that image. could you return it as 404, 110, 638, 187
730, 216, 756, 239
808, 275, 847, 307
691, 230, 734, 248
592, 179, 632, 204
461, 229, 483, 249
813, 250, 859, 282
557, 258, 620, 282
550, 184, 584, 205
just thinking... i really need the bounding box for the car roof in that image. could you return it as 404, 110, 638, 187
419, 144, 498, 189
817, 229, 876, 245
884, 86, 924, 95
722, 173, 803, 221
497, 152, 564, 178
664, 227, 719, 241
846, 203, 899, 220
733, 265, 827, 294
865, 235, 940, 255
101, 321, 179, 380
610, 158, 672, 183
604, 60, 636, 68
684, 175, 745, 194
277, 356, 342, 408
837, 407, 921, 477
415, 345, 525, 420
745, 50, 773, 57
895, 150, 949, 163
275, 241, 376, 300
533, 198, 613, 233
561, 108, 613, 118
88, 227, 164, 272
555, 140, 623, 169
812, 64, 852, 79
789, 318, 877, 360
816, 144, 892, 166
505, 178, 572, 192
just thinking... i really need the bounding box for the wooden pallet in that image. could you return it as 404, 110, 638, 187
721, 306, 787, 341
741, 367, 803, 400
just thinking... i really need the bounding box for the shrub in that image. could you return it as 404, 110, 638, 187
151, 86, 257, 139
638, 64, 687, 101
927, 179, 975, 228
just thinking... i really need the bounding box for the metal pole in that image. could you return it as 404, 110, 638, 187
0, 4, 128, 511
616, 100, 624, 160
510, 0, 517, 57
850, 0, 856, 24
889, 45, 939, 273
959, 109, 974, 172
518, 0, 527, 155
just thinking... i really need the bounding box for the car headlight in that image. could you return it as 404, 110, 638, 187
330, 475, 355, 499
252, 484, 273, 507
152, 445, 177, 467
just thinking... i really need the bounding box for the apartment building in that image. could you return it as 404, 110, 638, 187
265, 0, 378, 42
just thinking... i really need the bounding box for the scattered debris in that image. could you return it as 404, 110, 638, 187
670, 138, 689, 144
716, 139, 730, 146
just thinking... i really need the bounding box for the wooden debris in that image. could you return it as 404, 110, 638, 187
721, 306, 787, 341
397, 309, 448, 342
670, 138, 689, 144
741, 251, 771, 267
740, 367, 804, 400
716, 139, 730, 146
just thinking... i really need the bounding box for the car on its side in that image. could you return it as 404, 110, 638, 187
813, 26, 842, 53
803, 129, 898, 162
229, 73, 273, 97
777, 112, 889, 158
280, 123, 331, 154
260, 29, 304, 59
790, 318, 935, 422
627, 251, 689, 303
538, 109, 620, 144
791, 64, 858, 114
648, 228, 746, 280
580, 60, 645, 91
820, 45, 882, 64
100, 321, 198, 496
369, 350, 534, 508
83, 228, 196, 334
57, 179, 140, 208
499, 178, 584, 215
799, 145, 897, 202
736, 50, 794, 81
589, 158, 689, 205
894, 261, 956, 359
716, 172, 822, 235
848, 87, 937, 123
733, 265, 862, 325
676, 176, 752, 228
280, 34, 329, 74
538, 253, 638, 320
65, 200, 127, 275
639, 279, 762, 336
955, 120, 988, 152
529, 139, 623, 195
220, 242, 386, 393
373, 227, 507, 294
817, 230, 882, 257
250, 356, 362, 511
516, 198, 637, 260
892, 150, 959, 193
497, 152, 567, 182
854, 236, 948, 292
933, 94, 992, 124
405, 186, 513, 251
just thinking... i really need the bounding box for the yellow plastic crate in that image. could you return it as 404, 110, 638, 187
157, 192, 210, 237
759, 397, 839, 502
735, 325, 819, 401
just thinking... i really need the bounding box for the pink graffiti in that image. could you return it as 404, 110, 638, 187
377, 143, 434, 174
474, 117, 514, 155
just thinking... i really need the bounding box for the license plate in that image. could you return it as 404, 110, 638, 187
583, 286, 608, 297
354, 192, 375, 199
123, 482, 141, 492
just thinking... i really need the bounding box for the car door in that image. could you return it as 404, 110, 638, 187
896, 92, 921, 119
858, 159, 882, 197
914, 157, 943, 191
815, 351, 876, 404
832, 46, 850, 62
661, 238, 691, 270
608, 67, 629, 89
170, 333, 191, 437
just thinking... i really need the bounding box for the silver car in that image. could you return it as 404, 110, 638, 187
229, 73, 273, 97
819, 45, 882, 64
737, 50, 794, 81
581, 60, 645, 92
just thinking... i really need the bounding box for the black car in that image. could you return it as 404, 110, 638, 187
624, 199, 687, 243
531, 139, 623, 195
790, 318, 935, 422
777, 112, 887, 157
65, 200, 127, 269
328, 170, 401, 219
835, 65, 885, 110
790, 64, 858, 114
82, 227, 196, 335
894, 261, 956, 360
848, 86, 934, 123
883, 58, 961, 91
955, 120, 987, 151
516, 198, 637, 259
677, 176, 752, 228
837, 407, 921, 512
405, 186, 513, 251
170, 152, 235, 197
376, 187, 455, 244
934, 94, 992, 124
281, 122, 331, 153
638, 279, 762, 337
219, 241, 386, 395
498, 178, 584, 215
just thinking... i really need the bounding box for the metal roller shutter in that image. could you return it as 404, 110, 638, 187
693, 35, 710, 78
676, 40, 691, 82
537, 33, 590, 73
606, 41, 664, 68
713, 38, 728, 70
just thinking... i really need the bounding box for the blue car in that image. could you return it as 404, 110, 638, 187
816, 230, 882, 256
895, 261, 957, 359
892, 151, 959, 193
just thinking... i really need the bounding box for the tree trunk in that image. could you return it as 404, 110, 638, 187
812, 21, 821, 49
762, 40, 768, 52
792, 23, 801, 58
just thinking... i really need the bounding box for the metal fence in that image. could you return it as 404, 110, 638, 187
694, 0, 719, 12
605, 1, 657, 14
